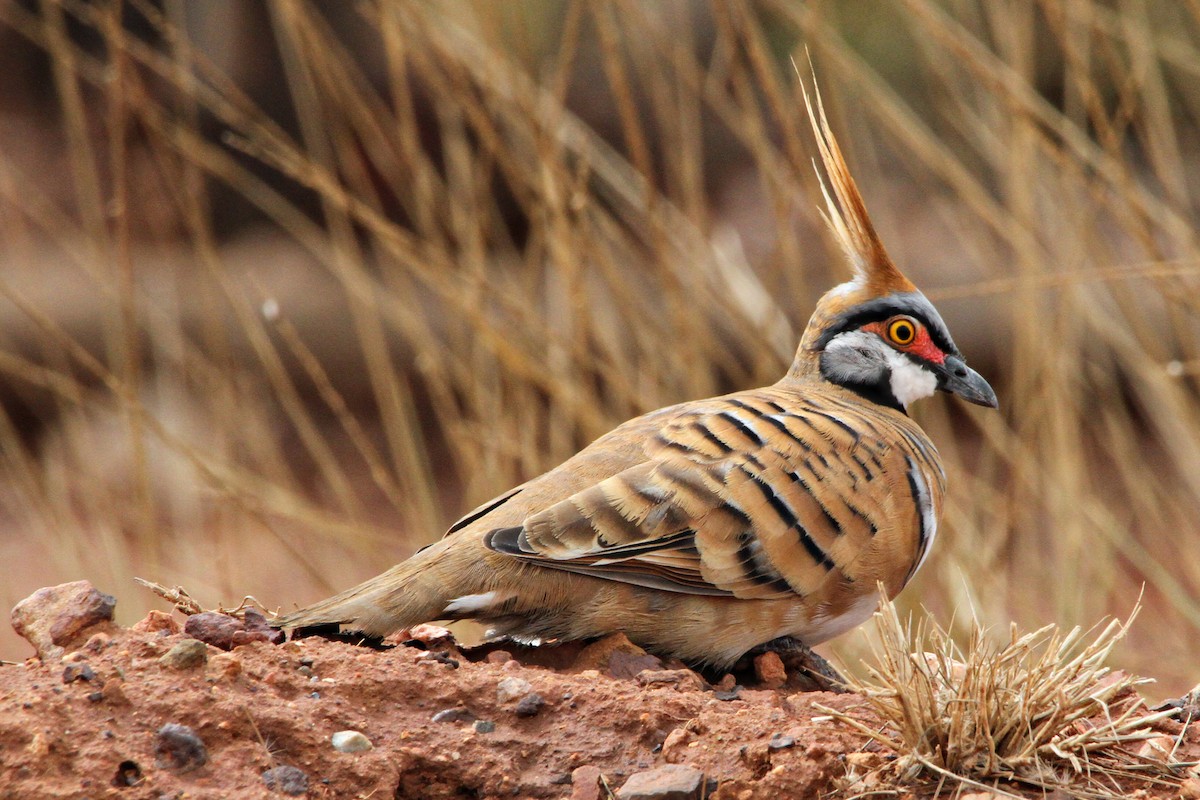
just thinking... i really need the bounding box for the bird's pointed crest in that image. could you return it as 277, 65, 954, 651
790, 75, 921, 377
801, 79, 915, 297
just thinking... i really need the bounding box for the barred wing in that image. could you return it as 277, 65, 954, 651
484, 389, 944, 600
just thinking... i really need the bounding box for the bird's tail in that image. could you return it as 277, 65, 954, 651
272, 544, 454, 636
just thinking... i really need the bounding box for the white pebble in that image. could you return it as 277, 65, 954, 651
330, 730, 373, 753
495, 676, 533, 703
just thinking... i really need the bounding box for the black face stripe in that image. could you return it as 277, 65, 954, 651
814, 291, 958, 356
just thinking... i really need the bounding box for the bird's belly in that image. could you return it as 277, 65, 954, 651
780, 591, 881, 645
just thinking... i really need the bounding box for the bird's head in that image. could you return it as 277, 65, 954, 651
789, 84, 997, 415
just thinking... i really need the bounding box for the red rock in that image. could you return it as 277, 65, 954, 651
660, 727, 692, 764
617, 764, 704, 800
10, 581, 118, 660
184, 608, 283, 651
131, 610, 181, 635
636, 669, 707, 692
572, 633, 663, 679
570, 765, 604, 800
753, 652, 786, 689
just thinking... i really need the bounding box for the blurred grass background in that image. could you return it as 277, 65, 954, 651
0, 0, 1198, 696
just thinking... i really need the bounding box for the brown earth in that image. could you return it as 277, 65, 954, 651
1, 585, 1197, 800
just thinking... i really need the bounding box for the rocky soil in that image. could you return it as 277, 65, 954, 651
1, 581, 1197, 799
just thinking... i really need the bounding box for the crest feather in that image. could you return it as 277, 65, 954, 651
802, 80, 915, 295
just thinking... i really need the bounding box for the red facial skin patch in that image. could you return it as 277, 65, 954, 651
862, 321, 947, 365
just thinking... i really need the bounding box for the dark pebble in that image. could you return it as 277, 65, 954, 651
768, 734, 796, 750
184, 608, 283, 651
419, 650, 460, 668
154, 723, 207, 773
262, 764, 309, 796
514, 693, 545, 718
473, 720, 496, 734
62, 663, 96, 683
714, 686, 743, 701
431, 707, 477, 724
87, 691, 104, 703
112, 760, 142, 787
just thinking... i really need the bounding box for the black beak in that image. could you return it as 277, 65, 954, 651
939, 355, 998, 409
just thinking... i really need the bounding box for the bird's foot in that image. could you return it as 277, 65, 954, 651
741, 636, 848, 693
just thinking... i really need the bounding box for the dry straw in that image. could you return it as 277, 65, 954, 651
821, 596, 1188, 798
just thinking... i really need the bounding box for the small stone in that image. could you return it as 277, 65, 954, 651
404, 623, 455, 647
496, 676, 534, 703
432, 707, 477, 724
514, 693, 545, 717
738, 743, 771, 773
262, 764, 309, 795
159, 639, 209, 670
234, 608, 287, 647
486, 650, 514, 664
84, 632, 112, 652
112, 760, 143, 787
331, 730, 372, 753
154, 723, 207, 773
11, 581, 118, 660
573, 633, 663, 679
62, 663, 96, 683
416, 650, 459, 668
660, 728, 692, 764
206, 652, 242, 682
472, 720, 496, 734
99, 678, 130, 706
25, 731, 50, 758
183, 612, 241, 650
767, 733, 795, 750
713, 686, 742, 702
1135, 735, 1176, 761
184, 609, 283, 651
636, 669, 707, 692
131, 610, 181, 635
714, 674, 736, 692
617, 764, 704, 800
753, 652, 787, 689
570, 765, 604, 800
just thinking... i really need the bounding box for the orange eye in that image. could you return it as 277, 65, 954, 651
886, 317, 917, 346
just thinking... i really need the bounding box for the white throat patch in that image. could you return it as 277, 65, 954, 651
885, 349, 938, 408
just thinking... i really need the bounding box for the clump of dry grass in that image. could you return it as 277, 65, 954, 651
823, 598, 1187, 798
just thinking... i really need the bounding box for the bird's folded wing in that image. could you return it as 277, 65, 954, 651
484, 395, 899, 600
